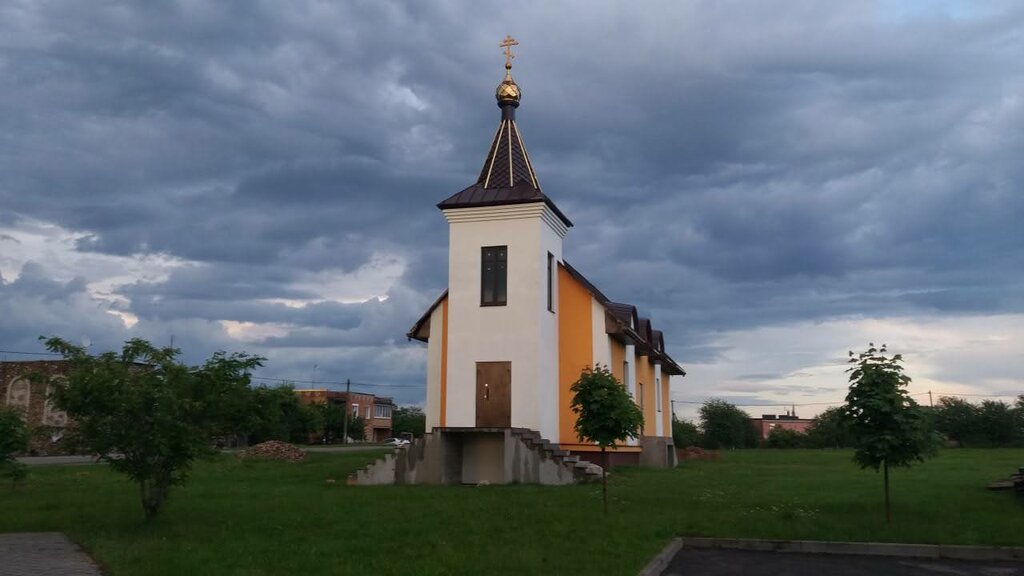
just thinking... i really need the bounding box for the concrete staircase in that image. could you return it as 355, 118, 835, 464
349, 427, 602, 485
509, 428, 603, 483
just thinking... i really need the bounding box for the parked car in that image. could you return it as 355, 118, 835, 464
382, 437, 409, 447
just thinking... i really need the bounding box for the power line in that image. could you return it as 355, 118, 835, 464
248, 375, 422, 389
670, 390, 1019, 409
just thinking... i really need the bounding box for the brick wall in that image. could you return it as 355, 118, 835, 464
0, 360, 73, 455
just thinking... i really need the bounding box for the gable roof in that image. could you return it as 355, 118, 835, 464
561, 262, 686, 376
406, 290, 447, 343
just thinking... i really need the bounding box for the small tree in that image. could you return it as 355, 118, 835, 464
570, 365, 644, 514
0, 408, 29, 485
321, 401, 370, 440
699, 399, 753, 449
844, 343, 935, 523
44, 337, 263, 520
933, 396, 979, 447
765, 427, 807, 449
392, 406, 426, 437
671, 416, 702, 448
805, 406, 853, 448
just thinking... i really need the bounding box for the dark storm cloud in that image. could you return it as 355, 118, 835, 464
2, 1, 1024, 401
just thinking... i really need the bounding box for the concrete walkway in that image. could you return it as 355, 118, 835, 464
0, 533, 102, 576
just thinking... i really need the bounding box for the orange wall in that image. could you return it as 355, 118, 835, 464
636, 355, 652, 435
558, 266, 593, 446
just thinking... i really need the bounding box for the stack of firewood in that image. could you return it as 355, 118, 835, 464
239, 440, 306, 463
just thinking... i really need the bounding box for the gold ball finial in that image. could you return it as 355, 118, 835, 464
496, 35, 521, 106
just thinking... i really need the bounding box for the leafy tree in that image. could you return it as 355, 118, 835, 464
671, 416, 701, 448
570, 365, 644, 514
1017, 396, 1024, 445
0, 408, 29, 484
44, 337, 263, 520
933, 396, 980, 446
699, 399, 754, 449
804, 407, 853, 448
765, 427, 807, 449
329, 404, 366, 443
844, 343, 935, 523
392, 406, 426, 437
247, 385, 322, 445
976, 400, 1018, 447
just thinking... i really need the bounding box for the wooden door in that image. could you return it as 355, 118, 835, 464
476, 362, 511, 427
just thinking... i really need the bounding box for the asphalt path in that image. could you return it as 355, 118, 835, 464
664, 547, 1024, 576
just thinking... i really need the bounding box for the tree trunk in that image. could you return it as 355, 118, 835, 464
140, 476, 170, 521
601, 446, 608, 515
883, 459, 891, 524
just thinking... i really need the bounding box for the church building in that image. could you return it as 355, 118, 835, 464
354, 39, 684, 486
407, 38, 685, 468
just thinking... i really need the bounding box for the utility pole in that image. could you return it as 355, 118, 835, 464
341, 378, 351, 444
928, 390, 933, 409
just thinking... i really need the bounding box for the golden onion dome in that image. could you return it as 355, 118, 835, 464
496, 66, 521, 105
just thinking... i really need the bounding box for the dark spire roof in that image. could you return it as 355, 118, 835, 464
437, 44, 572, 228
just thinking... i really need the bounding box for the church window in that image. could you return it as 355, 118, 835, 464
481, 246, 507, 306
547, 252, 554, 312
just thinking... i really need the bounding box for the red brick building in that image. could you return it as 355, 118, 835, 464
295, 389, 394, 442
0, 360, 73, 455
750, 413, 813, 440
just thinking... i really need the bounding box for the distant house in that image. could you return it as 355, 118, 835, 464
750, 413, 813, 439
0, 360, 72, 454
295, 389, 394, 442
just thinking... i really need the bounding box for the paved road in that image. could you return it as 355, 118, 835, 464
664, 547, 1024, 575
0, 533, 101, 576
17, 444, 386, 466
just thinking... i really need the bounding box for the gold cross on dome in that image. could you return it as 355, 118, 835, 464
500, 35, 519, 68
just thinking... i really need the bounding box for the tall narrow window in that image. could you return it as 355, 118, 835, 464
547, 252, 554, 312
638, 382, 644, 410
481, 246, 507, 306
656, 377, 662, 412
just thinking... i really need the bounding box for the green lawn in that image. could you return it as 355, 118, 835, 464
2, 449, 1022, 575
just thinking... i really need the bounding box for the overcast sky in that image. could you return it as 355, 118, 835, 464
1, 1, 1021, 419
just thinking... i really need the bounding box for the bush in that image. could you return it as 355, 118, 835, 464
0, 408, 29, 484
672, 417, 701, 447
804, 407, 853, 448
45, 336, 263, 520
699, 399, 755, 449
764, 427, 807, 449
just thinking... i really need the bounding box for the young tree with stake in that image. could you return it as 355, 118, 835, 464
570, 365, 644, 514
844, 343, 935, 523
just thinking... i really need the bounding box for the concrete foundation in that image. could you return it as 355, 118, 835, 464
639, 436, 677, 468
353, 427, 601, 486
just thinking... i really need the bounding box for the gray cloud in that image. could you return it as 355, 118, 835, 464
2, 1, 1024, 405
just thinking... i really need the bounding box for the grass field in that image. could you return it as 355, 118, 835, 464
1, 449, 1022, 575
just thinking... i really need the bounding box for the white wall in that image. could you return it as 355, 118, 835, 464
442, 204, 566, 440
625, 344, 638, 446
425, 302, 444, 431
591, 300, 611, 370
654, 362, 664, 437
